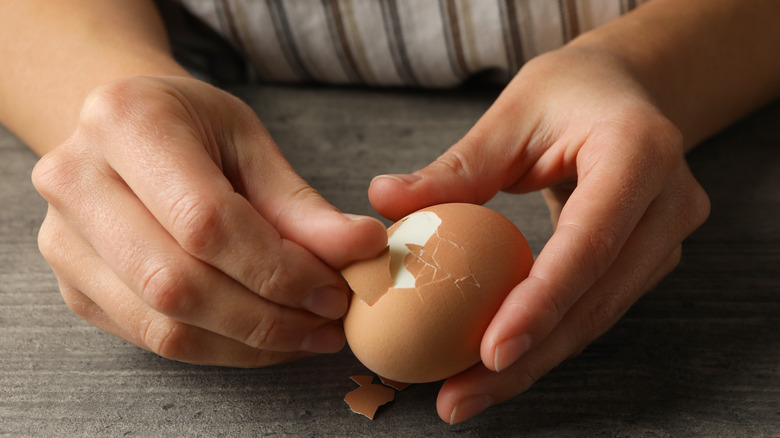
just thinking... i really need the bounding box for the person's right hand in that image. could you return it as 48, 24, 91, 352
32, 76, 387, 367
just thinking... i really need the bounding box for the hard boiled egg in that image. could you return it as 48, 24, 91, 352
342, 203, 533, 383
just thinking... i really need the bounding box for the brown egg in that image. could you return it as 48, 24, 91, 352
342, 203, 533, 383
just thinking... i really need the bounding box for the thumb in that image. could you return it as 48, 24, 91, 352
149, 76, 388, 271
250, 161, 388, 270
263, 177, 388, 270
368, 135, 514, 221
228, 113, 387, 270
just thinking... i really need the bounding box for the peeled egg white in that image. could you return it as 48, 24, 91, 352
342, 203, 533, 383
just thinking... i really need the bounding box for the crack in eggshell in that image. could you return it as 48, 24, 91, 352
400, 227, 480, 303
342, 210, 480, 307
343, 203, 535, 384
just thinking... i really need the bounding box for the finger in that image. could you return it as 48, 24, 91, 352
367, 77, 560, 221
40, 207, 281, 365
56, 268, 327, 367
57, 282, 146, 350
368, 130, 529, 221
34, 148, 347, 353
41, 210, 146, 346
233, 127, 389, 269
58, 279, 127, 340
440, 177, 708, 423
480, 133, 681, 372
540, 182, 576, 228
52, 81, 353, 320
58, 278, 320, 367
90, 77, 386, 272
439, 245, 684, 424
38, 208, 129, 337
39, 208, 342, 366
481, 154, 709, 370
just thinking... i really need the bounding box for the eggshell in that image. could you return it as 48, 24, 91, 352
344, 375, 396, 420
342, 203, 533, 383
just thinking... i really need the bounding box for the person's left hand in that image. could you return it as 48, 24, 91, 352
368, 45, 710, 423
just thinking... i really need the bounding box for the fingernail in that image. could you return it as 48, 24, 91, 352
341, 213, 385, 227
449, 394, 493, 425
372, 174, 422, 185
300, 324, 346, 353
303, 287, 349, 319
493, 334, 532, 372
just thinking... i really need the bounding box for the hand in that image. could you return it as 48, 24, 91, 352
368, 46, 710, 422
32, 76, 387, 366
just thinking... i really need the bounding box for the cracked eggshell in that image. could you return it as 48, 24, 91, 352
342, 203, 533, 383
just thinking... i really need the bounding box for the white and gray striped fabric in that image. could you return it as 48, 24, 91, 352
177, 0, 646, 87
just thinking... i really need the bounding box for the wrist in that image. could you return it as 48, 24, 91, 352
0, 0, 193, 156
565, 0, 780, 149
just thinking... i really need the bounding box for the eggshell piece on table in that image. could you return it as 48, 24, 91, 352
342, 203, 534, 384
344, 375, 396, 420
378, 376, 410, 391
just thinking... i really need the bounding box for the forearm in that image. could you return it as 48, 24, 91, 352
0, 0, 191, 155
571, 0, 780, 150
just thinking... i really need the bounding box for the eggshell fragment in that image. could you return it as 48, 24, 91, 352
350, 375, 375, 386
342, 203, 533, 383
378, 376, 410, 391
341, 248, 392, 305
344, 375, 396, 420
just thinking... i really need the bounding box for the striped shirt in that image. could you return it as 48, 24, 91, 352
176, 0, 646, 87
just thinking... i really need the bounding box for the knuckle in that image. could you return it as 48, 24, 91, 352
535, 286, 568, 325
243, 314, 282, 349
36, 214, 62, 264
79, 77, 160, 127
79, 77, 193, 149
589, 227, 620, 267
142, 317, 191, 361
252, 259, 292, 301
576, 224, 621, 277
31, 153, 59, 196
59, 285, 95, 321
31, 150, 80, 202
169, 193, 222, 258
551, 223, 620, 285
271, 184, 326, 230
657, 245, 683, 281
138, 262, 190, 317
287, 184, 323, 205
80, 80, 139, 127
510, 363, 546, 394
429, 145, 496, 204
434, 149, 471, 179
582, 293, 625, 341
670, 167, 711, 236
606, 116, 683, 183
688, 185, 711, 230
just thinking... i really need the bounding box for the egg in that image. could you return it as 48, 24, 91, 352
341, 203, 533, 383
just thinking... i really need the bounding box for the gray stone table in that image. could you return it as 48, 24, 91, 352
1, 84, 778, 437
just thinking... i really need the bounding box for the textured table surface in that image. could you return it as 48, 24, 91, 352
1, 84, 778, 437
